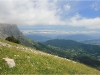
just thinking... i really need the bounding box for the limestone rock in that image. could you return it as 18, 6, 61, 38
0, 23, 35, 47
0, 23, 23, 39
3, 57, 15, 68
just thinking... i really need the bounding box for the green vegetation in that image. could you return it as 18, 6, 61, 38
0, 38, 100, 74
43, 39, 100, 70
5, 36, 20, 44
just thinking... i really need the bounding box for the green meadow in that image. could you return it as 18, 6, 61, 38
0, 38, 100, 74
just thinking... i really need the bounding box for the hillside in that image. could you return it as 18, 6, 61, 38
0, 38, 100, 74
0, 23, 38, 48
43, 39, 100, 70
25, 34, 51, 42
0, 23, 54, 53
81, 39, 100, 45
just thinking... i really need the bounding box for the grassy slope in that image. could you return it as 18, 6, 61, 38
0, 38, 100, 74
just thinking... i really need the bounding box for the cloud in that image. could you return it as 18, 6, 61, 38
66, 14, 100, 29
64, 4, 70, 11
91, 1, 100, 11
21, 30, 100, 35
0, 0, 63, 25
0, 0, 100, 29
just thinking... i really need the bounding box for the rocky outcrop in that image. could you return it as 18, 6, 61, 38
3, 57, 15, 68
0, 23, 36, 47
0, 23, 23, 39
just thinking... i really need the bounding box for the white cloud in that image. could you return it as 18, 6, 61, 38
91, 1, 100, 11
66, 14, 100, 29
22, 30, 100, 35
0, 0, 63, 25
0, 0, 100, 29
64, 4, 70, 11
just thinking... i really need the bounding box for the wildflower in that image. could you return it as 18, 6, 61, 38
27, 56, 30, 59
31, 64, 34, 67
14, 55, 17, 57
72, 61, 77, 63
0, 67, 2, 70
14, 55, 19, 57
66, 59, 71, 61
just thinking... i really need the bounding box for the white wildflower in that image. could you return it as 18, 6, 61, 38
54, 56, 59, 58
0, 67, 2, 70
14, 55, 19, 57
27, 56, 30, 59
17, 55, 19, 57
14, 55, 17, 57
31, 64, 34, 67
16, 47, 19, 49
66, 59, 71, 61
33, 62, 35, 65
47, 66, 51, 69
72, 61, 77, 63
28, 60, 30, 62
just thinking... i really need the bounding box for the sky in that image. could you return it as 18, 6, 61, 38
0, 0, 100, 35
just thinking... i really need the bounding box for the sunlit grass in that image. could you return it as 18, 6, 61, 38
0, 38, 100, 74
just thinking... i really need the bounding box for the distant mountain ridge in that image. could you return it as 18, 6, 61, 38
25, 34, 95, 42
81, 39, 100, 45
25, 34, 51, 42
56, 34, 94, 41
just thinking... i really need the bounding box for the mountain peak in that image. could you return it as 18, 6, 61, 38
0, 23, 22, 39
0, 23, 38, 48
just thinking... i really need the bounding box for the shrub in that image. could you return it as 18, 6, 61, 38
5, 36, 20, 44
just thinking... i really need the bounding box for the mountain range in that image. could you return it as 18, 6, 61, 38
25, 33, 100, 42
25, 34, 51, 42
0, 23, 100, 73
25, 33, 100, 46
